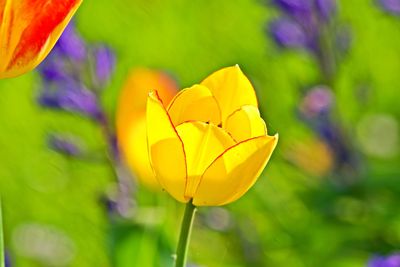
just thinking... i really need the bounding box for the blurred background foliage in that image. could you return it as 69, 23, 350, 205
0, 0, 400, 266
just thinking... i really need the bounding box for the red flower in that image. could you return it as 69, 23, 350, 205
0, 0, 82, 79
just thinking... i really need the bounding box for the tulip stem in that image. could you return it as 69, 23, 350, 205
175, 200, 197, 267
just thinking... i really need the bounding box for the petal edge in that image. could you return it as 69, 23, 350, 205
147, 91, 188, 202
193, 134, 278, 206
200, 65, 258, 123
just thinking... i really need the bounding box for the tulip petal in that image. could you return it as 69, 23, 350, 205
117, 68, 178, 120
193, 134, 278, 206
0, 2, 5, 24
116, 69, 178, 189
175, 121, 235, 198
200, 65, 258, 123
0, 0, 82, 78
225, 105, 267, 142
147, 91, 188, 202
122, 115, 161, 189
167, 84, 221, 126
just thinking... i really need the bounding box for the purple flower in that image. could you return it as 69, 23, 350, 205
38, 52, 69, 82
369, 256, 387, 267
316, 0, 337, 21
269, 0, 339, 53
387, 255, 400, 267
269, 19, 308, 49
93, 45, 115, 86
38, 80, 101, 119
274, 0, 313, 15
300, 86, 334, 117
59, 84, 100, 117
378, 0, 400, 15
37, 24, 115, 119
47, 135, 82, 157
5, 251, 11, 267
55, 22, 87, 61
368, 253, 400, 267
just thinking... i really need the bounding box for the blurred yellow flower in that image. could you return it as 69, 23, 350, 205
116, 68, 178, 189
285, 137, 334, 177
146, 66, 278, 206
0, 0, 82, 79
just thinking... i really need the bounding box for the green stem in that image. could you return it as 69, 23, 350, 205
175, 200, 197, 267
318, 24, 336, 87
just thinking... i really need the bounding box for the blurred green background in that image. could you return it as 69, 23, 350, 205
1, 0, 400, 266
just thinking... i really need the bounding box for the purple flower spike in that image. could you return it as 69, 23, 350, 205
56, 22, 87, 61
38, 53, 69, 82
386, 254, 400, 267
316, 0, 337, 21
48, 135, 82, 157
274, 0, 313, 15
93, 45, 115, 86
58, 82, 101, 118
369, 256, 387, 267
38, 95, 59, 109
38, 80, 101, 119
270, 19, 308, 49
368, 253, 400, 267
378, 0, 400, 15
5, 251, 11, 267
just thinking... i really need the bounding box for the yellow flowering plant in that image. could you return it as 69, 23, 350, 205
145, 65, 278, 266
117, 68, 179, 189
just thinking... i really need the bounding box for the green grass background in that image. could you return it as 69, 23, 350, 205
0, 0, 399, 266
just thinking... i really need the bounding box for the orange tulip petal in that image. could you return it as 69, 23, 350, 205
117, 68, 178, 119
193, 134, 278, 206
175, 121, 235, 198
0, 1, 5, 24
225, 105, 267, 142
147, 91, 188, 202
200, 65, 258, 123
0, 0, 82, 78
167, 84, 221, 126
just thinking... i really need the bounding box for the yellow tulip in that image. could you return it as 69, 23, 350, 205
116, 68, 178, 189
147, 65, 278, 206
0, 0, 82, 79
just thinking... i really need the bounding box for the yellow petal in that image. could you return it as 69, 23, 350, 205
122, 114, 161, 189
175, 121, 235, 198
116, 68, 178, 189
193, 134, 278, 206
225, 105, 267, 142
167, 84, 221, 126
147, 91, 187, 202
200, 65, 258, 123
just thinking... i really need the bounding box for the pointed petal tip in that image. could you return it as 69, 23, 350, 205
273, 133, 279, 145
148, 90, 161, 101
266, 133, 279, 151
167, 84, 221, 126
148, 90, 156, 97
